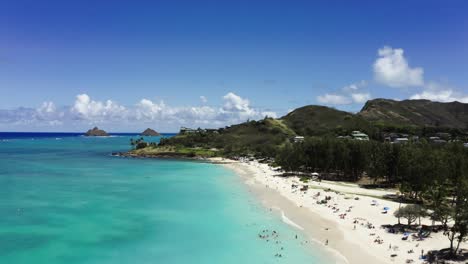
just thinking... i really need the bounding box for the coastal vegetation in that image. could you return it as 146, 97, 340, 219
128, 137, 218, 158
130, 137, 156, 150
157, 117, 294, 157
275, 138, 468, 256
128, 145, 218, 158
394, 204, 427, 226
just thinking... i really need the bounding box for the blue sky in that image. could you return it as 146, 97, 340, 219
1, 0, 467, 132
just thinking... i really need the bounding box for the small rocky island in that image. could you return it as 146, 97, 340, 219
141, 128, 160, 136
84, 127, 109, 136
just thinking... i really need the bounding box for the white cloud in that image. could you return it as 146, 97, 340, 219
47, 120, 63, 126
35, 101, 64, 124
317, 93, 352, 105
135, 99, 167, 121
72, 94, 127, 120
410, 82, 468, 103
317, 81, 372, 105
218, 92, 271, 122
351, 93, 371, 103
134, 98, 219, 124
371, 46, 467, 103
0, 92, 277, 130
132, 92, 270, 125
373, 46, 424, 87
0, 107, 36, 124
184, 106, 218, 121
342, 80, 367, 92
260, 111, 278, 118
200, 96, 208, 104
37, 101, 56, 114
0, 101, 65, 127
222, 92, 253, 113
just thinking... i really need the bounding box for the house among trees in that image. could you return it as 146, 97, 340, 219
393, 137, 409, 144
291, 136, 305, 143
429, 136, 447, 144
383, 132, 417, 144
433, 139, 447, 144
384, 132, 399, 142
351, 131, 369, 141
179, 127, 197, 134
337, 135, 352, 140
179, 127, 219, 135
435, 132, 451, 140
205, 129, 219, 134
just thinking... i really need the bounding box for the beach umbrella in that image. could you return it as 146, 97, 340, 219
403, 232, 410, 237
383, 207, 390, 211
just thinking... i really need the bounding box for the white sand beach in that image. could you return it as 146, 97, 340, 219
211, 157, 467, 264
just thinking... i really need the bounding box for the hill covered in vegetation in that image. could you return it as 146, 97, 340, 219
281, 105, 378, 138
157, 117, 296, 157
359, 98, 468, 129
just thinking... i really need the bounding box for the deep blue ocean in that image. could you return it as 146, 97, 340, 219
0, 133, 331, 263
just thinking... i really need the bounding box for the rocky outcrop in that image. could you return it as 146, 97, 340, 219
84, 127, 109, 136
141, 128, 160, 136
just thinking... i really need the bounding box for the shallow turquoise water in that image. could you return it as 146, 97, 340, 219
0, 135, 330, 263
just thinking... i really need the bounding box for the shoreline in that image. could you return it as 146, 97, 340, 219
218, 158, 383, 264
213, 157, 466, 264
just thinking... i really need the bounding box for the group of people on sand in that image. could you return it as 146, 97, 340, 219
309, 189, 426, 262
312, 190, 426, 263
373, 236, 384, 244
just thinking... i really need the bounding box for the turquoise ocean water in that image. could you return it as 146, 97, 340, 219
0, 134, 331, 263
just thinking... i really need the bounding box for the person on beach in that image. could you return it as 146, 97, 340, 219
325, 239, 328, 245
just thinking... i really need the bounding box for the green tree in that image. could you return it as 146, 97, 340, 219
394, 204, 426, 226
367, 142, 386, 184
444, 169, 468, 256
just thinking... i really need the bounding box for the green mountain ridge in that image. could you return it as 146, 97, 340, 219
280, 99, 468, 137
359, 98, 468, 129
280, 105, 377, 137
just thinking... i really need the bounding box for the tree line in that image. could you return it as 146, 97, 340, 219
275, 138, 468, 256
